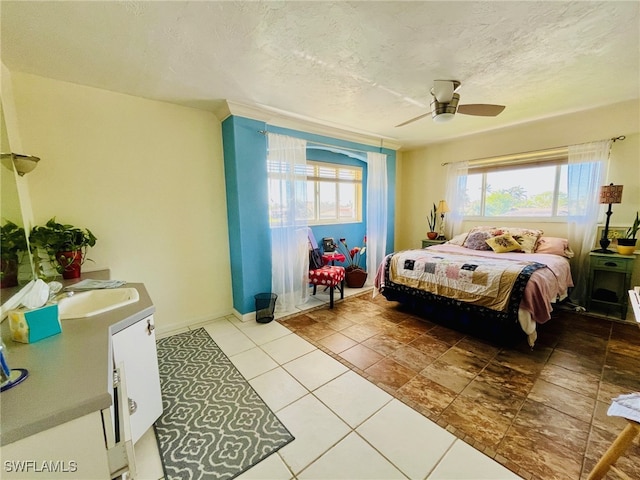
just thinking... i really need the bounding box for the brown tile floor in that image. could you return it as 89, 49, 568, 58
279, 291, 640, 480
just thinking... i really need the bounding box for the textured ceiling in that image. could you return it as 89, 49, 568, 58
1, 1, 639, 148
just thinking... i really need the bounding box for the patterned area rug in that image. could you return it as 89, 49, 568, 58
154, 328, 294, 480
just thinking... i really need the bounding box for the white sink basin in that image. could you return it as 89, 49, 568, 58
58, 288, 140, 319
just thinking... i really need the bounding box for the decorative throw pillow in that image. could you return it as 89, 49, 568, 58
534, 237, 574, 258
447, 232, 469, 246
463, 230, 493, 250
486, 233, 522, 253
499, 227, 543, 254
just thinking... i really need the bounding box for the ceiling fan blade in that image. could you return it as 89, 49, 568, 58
457, 104, 506, 117
395, 111, 432, 127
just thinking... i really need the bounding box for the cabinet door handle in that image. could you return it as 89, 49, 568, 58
147, 319, 155, 336
128, 397, 137, 415
604, 262, 618, 267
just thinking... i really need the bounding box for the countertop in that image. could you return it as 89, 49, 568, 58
0, 273, 155, 446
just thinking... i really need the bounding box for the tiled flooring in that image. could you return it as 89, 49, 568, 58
136, 286, 640, 480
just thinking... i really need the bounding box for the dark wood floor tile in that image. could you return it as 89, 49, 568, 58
477, 361, 536, 397
601, 363, 640, 391
318, 332, 358, 354
279, 314, 318, 331
547, 348, 603, 376
323, 316, 358, 332
389, 345, 436, 372
440, 395, 514, 448
426, 325, 466, 346
296, 321, 338, 341
421, 359, 476, 394
459, 379, 526, 420
364, 357, 416, 391
597, 381, 637, 403
610, 321, 640, 342
591, 398, 630, 434
528, 378, 595, 424
440, 346, 488, 374
408, 334, 451, 358
498, 424, 583, 480
379, 324, 423, 344
454, 336, 500, 362
338, 344, 383, 371
397, 316, 437, 333
538, 363, 600, 398
341, 322, 382, 342
362, 334, 405, 356
512, 399, 589, 449
397, 375, 457, 416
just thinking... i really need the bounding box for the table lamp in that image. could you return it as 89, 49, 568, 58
597, 183, 623, 253
436, 200, 450, 240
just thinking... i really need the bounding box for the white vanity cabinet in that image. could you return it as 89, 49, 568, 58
111, 314, 163, 444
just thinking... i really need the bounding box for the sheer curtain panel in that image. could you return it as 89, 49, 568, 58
567, 140, 611, 306
365, 152, 388, 284
444, 160, 469, 238
267, 133, 309, 313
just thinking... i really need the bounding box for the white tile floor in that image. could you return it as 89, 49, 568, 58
135, 287, 522, 479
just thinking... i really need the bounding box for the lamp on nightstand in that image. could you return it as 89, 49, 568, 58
597, 183, 623, 253
436, 200, 450, 240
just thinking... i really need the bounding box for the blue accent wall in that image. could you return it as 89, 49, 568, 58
222, 116, 396, 315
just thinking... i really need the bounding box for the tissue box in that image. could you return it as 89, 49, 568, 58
9, 304, 61, 343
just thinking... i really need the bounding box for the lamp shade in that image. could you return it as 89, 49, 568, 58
436, 200, 450, 213
599, 184, 623, 204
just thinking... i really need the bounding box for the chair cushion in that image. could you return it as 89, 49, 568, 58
309, 266, 345, 285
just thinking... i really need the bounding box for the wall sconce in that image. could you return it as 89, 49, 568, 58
436, 200, 450, 239
597, 183, 623, 253
0, 153, 40, 176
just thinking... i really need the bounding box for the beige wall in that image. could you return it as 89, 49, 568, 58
396, 99, 640, 303
8, 72, 232, 334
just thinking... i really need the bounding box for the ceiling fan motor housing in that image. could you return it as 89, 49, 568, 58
431, 93, 460, 122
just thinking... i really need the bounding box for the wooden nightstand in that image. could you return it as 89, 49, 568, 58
586, 252, 636, 320
422, 239, 446, 248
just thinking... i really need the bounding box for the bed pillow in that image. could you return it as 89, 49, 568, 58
535, 236, 574, 258
463, 230, 493, 250
499, 227, 544, 254
447, 232, 469, 246
486, 233, 522, 253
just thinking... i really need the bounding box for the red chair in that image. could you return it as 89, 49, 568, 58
309, 265, 345, 308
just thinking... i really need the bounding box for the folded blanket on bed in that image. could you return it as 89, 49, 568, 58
387, 249, 545, 314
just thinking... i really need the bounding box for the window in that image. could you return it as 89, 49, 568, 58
463, 156, 568, 219
268, 160, 362, 226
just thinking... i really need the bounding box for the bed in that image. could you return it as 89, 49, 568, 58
375, 227, 574, 347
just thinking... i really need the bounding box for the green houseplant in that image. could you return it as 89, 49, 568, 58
617, 211, 639, 255
29, 217, 97, 279
1, 221, 28, 288
427, 203, 438, 240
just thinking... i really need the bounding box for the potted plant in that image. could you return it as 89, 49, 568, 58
1, 221, 28, 288
617, 211, 639, 255
427, 203, 438, 240
29, 217, 97, 279
336, 236, 367, 288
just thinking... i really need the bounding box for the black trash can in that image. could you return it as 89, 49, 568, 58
254, 293, 277, 323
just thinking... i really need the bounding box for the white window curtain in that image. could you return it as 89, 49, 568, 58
267, 133, 309, 313
567, 140, 611, 306
365, 152, 388, 284
444, 160, 469, 238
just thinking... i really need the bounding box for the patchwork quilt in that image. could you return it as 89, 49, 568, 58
384, 249, 545, 318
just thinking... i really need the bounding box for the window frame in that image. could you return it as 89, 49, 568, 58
462, 154, 569, 222
306, 159, 363, 226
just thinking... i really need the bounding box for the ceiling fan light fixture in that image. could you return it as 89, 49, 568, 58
431, 93, 460, 122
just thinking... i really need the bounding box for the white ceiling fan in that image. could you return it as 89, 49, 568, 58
396, 80, 506, 126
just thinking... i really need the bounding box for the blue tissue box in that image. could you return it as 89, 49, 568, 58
9, 304, 61, 343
